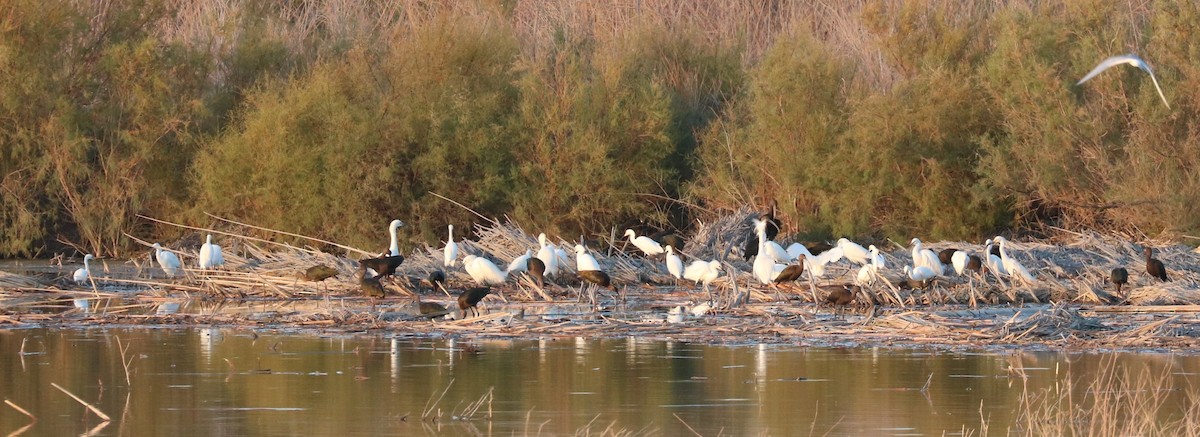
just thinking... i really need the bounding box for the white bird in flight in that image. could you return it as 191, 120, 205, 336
1077, 54, 1170, 109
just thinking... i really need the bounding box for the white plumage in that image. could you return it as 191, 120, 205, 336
388, 219, 404, 256
443, 224, 459, 267
868, 245, 887, 269
575, 244, 601, 272
837, 238, 871, 265
73, 254, 94, 284
1077, 53, 1170, 109
997, 238, 1036, 284
910, 238, 943, 275
624, 229, 665, 256
152, 243, 181, 277
803, 247, 844, 280
753, 248, 788, 285
786, 242, 813, 261
198, 234, 224, 269
536, 233, 560, 277
683, 259, 722, 288
950, 250, 969, 276
905, 265, 937, 282
983, 239, 1008, 277
463, 254, 508, 286
665, 246, 683, 280
754, 219, 789, 262
507, 249, 533, 273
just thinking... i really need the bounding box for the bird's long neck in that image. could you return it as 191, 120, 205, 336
389, 226, 401, 256
998, 241, 1009, 261
83, 257, 91, 271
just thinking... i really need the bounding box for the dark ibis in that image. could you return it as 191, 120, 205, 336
1111, 267, 1129, 295
578, 270, 618, 292
458, 287, 492, 318
1144, 247, 1169, 282
526, 257, 546, 289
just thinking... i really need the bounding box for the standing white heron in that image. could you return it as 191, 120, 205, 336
198, 234, 224, 269
997, 238, 1036, 285
462, 254, 508, 286
507, 249, 533, 274
837, 238, 872, 265
387, 219, 404, 256
683, 259, 722, 293
443, 224, 459, 268
73, 254, 94, 284
983, 239, 1008, 279
909, 238, 943, 275
152, 243, 182, 277
575, 244, 601, 272
1077, 54, 1170, 109
950, 250, 969, 276
536, 233, 560, 278
753, 241, 788, 285
624, 229, 665, 256
754, 219, 789, 262
665, 246, 684, 280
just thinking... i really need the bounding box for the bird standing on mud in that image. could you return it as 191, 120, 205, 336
1110, 267, 1129, 297
458, 287, 492, 318
357, 264, 386, 299
1144, 247, 1169, 282
301, 264, 339, 292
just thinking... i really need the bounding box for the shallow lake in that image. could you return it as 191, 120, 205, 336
1, 328, 1198, 435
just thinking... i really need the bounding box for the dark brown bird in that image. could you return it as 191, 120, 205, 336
806, 241, 834, 256
823, 285, 856, 318
966, 254, 983, 274
428, 270, 446, 293
358, 265, 386, 299
526, 256, 546, 289
773, 262, 805, 284
743, 200, 782, 260
937, 248, 958, 266
578, 270, 618, 292
300, 264, 339, 291
649, 231, 685, 252
458, 287, 492, 318
360, 254, 404, 278
1144, 247, 1169, 282
1110, 267, 1129, 295
413, 293, 448, 316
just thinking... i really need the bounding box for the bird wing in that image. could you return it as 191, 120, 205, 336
1077, 54, 1170, 109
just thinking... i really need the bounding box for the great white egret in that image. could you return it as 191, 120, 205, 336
575, 244, 601, 272
803, 247, 844, 280
868, 245, 886, 269
463, 254, 508, 286
753, 243, 788, 285
665, 246, 684, 280
624, 229, 665, 256
1144, 247, 1169, 281
1077, 54, 1170, 109
837, 238, 871, 265
983, 239, 1008, 278
536, 233, 560, 278
444, 224, 459, 267
388, 219, 404, 256
507, 249, 533, 274
73, 254, 94, 284
152, 243, 182, 277
198, 234, 224, 269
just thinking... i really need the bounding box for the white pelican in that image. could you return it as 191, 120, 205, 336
575, 244, 601, 271
665, 246, 684, 280
624, 229, 665, 256
463, 254, 508, 286
837, 238, 872, 265
507, 249, 533, 274
387, 219, 404, 256
152, 243, 182, 277
198, 234, 224, 269
535, 233, 560, 277
1077, 54, 1170, 109
910, 238, 943, 275
443, 224, 459, 267
73, 254, 94, 284
997, 238, 1036, 284
754, 219, 789, 262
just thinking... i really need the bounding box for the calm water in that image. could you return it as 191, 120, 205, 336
0, 328, 1197, 436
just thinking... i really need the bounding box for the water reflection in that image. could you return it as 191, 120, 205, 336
0, 329, 1197, 436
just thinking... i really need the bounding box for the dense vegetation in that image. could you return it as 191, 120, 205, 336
3, 0, 1199, 257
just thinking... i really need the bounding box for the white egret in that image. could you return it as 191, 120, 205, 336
683, 259, 722, 293
753, 219, 789, 262
856, 245, 885, 286
753, 249, 788, 285
983, 239, 1008, 278
665, 246, 684, 280
904, 265, 937, 288
73, 254, 94, 284
387, 219, 404, 256
575, 244, 601, 272
462, 254, 508, 286
837, 238, 872, 265
909, 238, 943, 275
536, 233, 560, 277
443, 224, 459, 267
803, 247, 844, 281
624, 229, 665, 256
951, 250, 969, 276
997, 238, 1036, 284
507, 249, 533, 274
868, 245, 887, 269
198, 234, 224, 269
152, 243, 182, 277
786, 242, 813, 261
1077, 54, 1170, 109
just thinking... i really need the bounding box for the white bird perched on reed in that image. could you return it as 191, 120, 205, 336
536, 233, 560, 277
624, 229, 664, 256
754, 219, 789, 262
507, 249, 533, 274
575, 244, 601, 272
152, 243, 182, 277
837, 238, 872, 265
1077, 53, 1170, 109
910, 238, 943, 275
73, 254, 94, 284
387, 219, 404, 256
443, 224, 459, 267
462, 254, 508, 286
198, 234, 224, 269
803, 247, 844, 281
665, 246, 684, 280
996, 237, 1036, 285
683, 259, 722, 292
